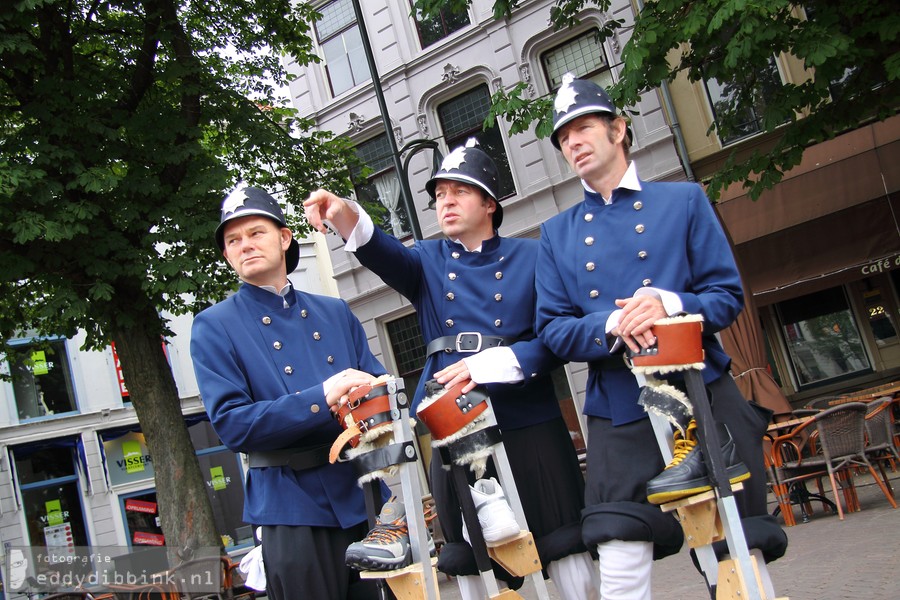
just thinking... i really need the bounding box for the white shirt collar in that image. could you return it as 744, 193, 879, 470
581, 161, 642, 204
451, 238, 482, 253
259, 282, 292, 308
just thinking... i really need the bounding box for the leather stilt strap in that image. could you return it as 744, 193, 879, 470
329, 379, 399, 463
628, 316, 705, 369
350, 441, 417, 476
329, 423, 363, 463
438, 425, 502, 465
417, 381, 490, 440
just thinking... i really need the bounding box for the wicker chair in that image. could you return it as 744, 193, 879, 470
865, 398, 900, 485
770, 402, 897, 521
803, 395, 847, 410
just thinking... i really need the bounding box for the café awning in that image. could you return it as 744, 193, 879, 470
716, 117, 900, 305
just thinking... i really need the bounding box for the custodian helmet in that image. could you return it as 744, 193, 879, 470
215, 186, 300, 274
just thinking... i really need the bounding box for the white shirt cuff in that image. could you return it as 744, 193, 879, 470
462, 347, 524, 384
634, 287, 683, 316
341, 200, 373, 252
606, 309, 623, 335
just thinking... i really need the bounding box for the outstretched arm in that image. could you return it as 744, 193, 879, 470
303, 189, 360, 239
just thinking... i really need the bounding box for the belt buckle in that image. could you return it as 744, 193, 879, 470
455, 332, 483, 353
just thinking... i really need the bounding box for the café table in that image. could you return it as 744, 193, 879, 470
838, 379, 900, 403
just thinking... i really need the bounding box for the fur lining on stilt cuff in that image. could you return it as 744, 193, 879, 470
631, 362, 706, 375
430, 413, 492, 476
639, 384, 693, 436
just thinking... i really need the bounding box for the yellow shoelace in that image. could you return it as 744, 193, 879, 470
666, 437, 697, 469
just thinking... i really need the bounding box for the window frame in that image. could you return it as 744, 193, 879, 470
774, 285, 873, 391
314, 0, 371, 97
702, 56, 785, 146
351, 132, 412, 239
436, 84, 516, 201
540, 28, 615, 93
5, 336, 79, 422
409, 0, 471, 49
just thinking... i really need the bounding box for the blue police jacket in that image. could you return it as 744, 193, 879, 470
536, 181, 743, 425
191, 283, 387, 527
354, 228, 564, 430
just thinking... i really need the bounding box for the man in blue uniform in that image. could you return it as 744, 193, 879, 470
191, 186, 387, 600
304, 141, 599, 600
535, 75, 774, 599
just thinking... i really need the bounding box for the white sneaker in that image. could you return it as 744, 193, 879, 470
462, 477, 521, 546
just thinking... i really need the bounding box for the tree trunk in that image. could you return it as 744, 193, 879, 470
111, 302, 221, 565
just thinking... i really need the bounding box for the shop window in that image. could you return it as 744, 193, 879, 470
101, 431, 155, 486
188, 420, 253, 550
7, 338, 77, 420
315, 0, 371, 96
352, 133, 411, 238
411, 1, 470, 49
776, 286, 871, 388
13, 443, 90, 572
437, 85, 516, 200
542, 29, 614, 92
99, 419, 252, 552
121, 491, 167, 549
386, 313, 426, 399
703, 57, 784, 145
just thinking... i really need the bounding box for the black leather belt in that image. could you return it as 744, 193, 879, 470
426, 332, 517, 357
588, 357, 630, 371
248, 444, 331, 470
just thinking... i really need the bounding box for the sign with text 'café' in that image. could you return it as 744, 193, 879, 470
860, 254, 900, 276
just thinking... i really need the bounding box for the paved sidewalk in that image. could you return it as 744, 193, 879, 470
434, 470, 900, 599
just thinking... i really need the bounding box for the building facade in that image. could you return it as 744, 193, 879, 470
288, 0, 900, 416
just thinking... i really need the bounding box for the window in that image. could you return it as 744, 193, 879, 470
411, 1, 470, 48
314, 0, 371, 96
703, 58, 784, 145
7, 338, 77, 420
102, 431, 155, 487
542, 29, 614, 92
802, 5, 860, 102
188, 420, 253, 550
352, 133, 411, 238
13, 443, 90, 571
776, 286, 871, 388
386, 313, 426, 398
99, 419, 252, 552
437, 85, 515, 199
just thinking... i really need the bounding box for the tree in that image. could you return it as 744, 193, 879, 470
415, 0, 900, 199
0, 0, 357, 561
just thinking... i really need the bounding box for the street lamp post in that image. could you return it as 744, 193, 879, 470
349, 0, 427, 240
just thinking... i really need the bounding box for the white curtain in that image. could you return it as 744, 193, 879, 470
373, 173, 405, 237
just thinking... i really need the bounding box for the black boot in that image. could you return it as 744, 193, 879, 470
646, 420, 750, 505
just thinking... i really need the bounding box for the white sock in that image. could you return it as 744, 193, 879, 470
547, 552, 601, 600
596, 540, 653, 600
456, 574, 488, 600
